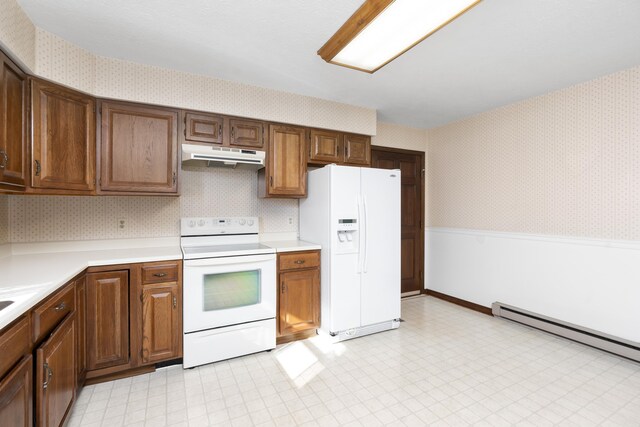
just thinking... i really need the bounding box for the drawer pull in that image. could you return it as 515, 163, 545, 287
294, 260, 305, 265
43, 363, 53, 389
153, 272, 167, 277
54, 302, 67, 311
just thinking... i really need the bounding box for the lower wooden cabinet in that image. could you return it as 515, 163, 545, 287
36, 313, 76, 427
141, 282, 182, 364
0, 355, 32, 427
75, 276, 87, 389
277, 250, 321, 341
86, 270, 130, 371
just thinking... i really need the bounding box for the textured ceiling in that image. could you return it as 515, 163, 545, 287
17, 0, 640, 129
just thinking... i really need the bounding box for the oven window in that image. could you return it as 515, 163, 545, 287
202, 270, 261, 311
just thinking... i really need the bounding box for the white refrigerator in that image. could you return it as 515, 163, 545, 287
299, 164, 401, 340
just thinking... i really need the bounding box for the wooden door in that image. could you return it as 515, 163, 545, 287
141, 283, 180, 364
279, 269, 320, 336
0, 51, 27, 189
0, 355, 32, 427
229, 118, 264, 149
344, 134, 371, 166
100, 101, 178, 193
266, 124, 307, 197
31, 79, 96, 191
36, 313, 76, 427
308, 129, 343, 164
372, 147, 424, 295
183, 112, 223, 145
75, 276, 86, 388
86, 270, 130, 370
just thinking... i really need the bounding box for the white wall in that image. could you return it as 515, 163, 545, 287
427, 228, 640, 342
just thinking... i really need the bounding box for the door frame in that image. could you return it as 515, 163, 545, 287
371, 145, 425, 296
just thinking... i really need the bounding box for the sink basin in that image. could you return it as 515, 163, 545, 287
0, 300, 14, 311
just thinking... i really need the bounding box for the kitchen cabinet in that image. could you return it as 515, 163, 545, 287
86, 270, 130, 371
0, 50, 27, 191
182, 112, 265, 149
308, 129, 343, 164
277, 250, 320, 341
140, 261, 182, 364
344, 133, 371, 166
35, 312, 76, 427
0, 355, 32, 427
259, 124, 307, 198
99, 101, 178, 194
30, 78, 96, 193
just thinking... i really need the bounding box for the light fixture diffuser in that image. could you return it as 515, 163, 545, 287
318, 0, 481, 73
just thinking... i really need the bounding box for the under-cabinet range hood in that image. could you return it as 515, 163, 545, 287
181, 144, 265, 170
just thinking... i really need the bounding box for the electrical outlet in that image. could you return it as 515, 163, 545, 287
288, 217, 293, 225
118, 218, 126, 230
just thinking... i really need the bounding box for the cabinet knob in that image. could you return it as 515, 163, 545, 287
294, 260, 305, 265
153, 272, 167, 278
54, 301, 67, 311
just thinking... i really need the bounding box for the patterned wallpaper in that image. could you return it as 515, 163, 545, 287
428, 66, 640, 241
0, 195, 8, 245
32, 30, 376, 135
0, 0, 35, 71
8, 167, 298, 242
372, 122, 427, 153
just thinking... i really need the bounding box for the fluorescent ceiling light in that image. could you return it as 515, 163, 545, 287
318, 0, 481, 73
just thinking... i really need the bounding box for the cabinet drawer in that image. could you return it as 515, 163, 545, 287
0, 316, 30, 379
142, 262, 179, 284
278, 251, 320, 271
32, 282, 75, 344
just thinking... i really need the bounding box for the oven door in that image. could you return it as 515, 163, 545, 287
183, 254, 276, 333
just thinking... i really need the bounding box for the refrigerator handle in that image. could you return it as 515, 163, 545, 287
362, 195, 368, 273
356, 195, 363, 273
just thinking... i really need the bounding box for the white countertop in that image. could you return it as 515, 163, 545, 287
261, 240, 321, 253
0, 238, 182, 331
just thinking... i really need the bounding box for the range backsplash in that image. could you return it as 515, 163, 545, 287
7, 167, 298, 243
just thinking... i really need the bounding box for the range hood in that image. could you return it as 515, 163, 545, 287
181, 144, 265, 170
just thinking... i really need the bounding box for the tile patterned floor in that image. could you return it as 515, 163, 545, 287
67, 296, 640, 426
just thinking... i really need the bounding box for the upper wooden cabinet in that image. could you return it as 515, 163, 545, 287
183, 112, 223, 145
344, 134, 371, 165
308, 129, 343, 164
260, 124, 307, 198
100, 101, 178, 194
0, 51, 27, 191
229, 118, 264, 149
307, 129, 371, 167
31, 79, 96, 192
182, 112, 265, 149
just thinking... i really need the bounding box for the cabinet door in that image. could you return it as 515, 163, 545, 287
344, 134, 371, 166
141, 283, 181, 364
229, 118, 264, 149
100, 102, 178, 193
0, 355, 32, 427
279, 269, 320, 336
0, 51, 27, 189
31, 79, 96, 191
86, 271, 129, 371
75, 276, 86, 388
36, 313, 75, 427
266, 125, 307, 197
308, 129, 343, 164
184, 112, 223, 145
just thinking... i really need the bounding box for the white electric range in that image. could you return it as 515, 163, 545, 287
181, 217, 276, 368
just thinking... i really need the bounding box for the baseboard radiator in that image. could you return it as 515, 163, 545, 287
492, 302, 640, 362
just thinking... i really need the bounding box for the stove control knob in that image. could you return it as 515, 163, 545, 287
239, 219, 246, 225
198, 219, 205, 227
247, 219, 254, 226
188, 220, 196, 228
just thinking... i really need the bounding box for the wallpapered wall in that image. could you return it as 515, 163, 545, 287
428, 66, 640, 241
7, 168, 298, 242
0, 195, 8, 245
0, 0, 35, 70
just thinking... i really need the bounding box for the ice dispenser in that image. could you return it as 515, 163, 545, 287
335, 218, 358, 253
